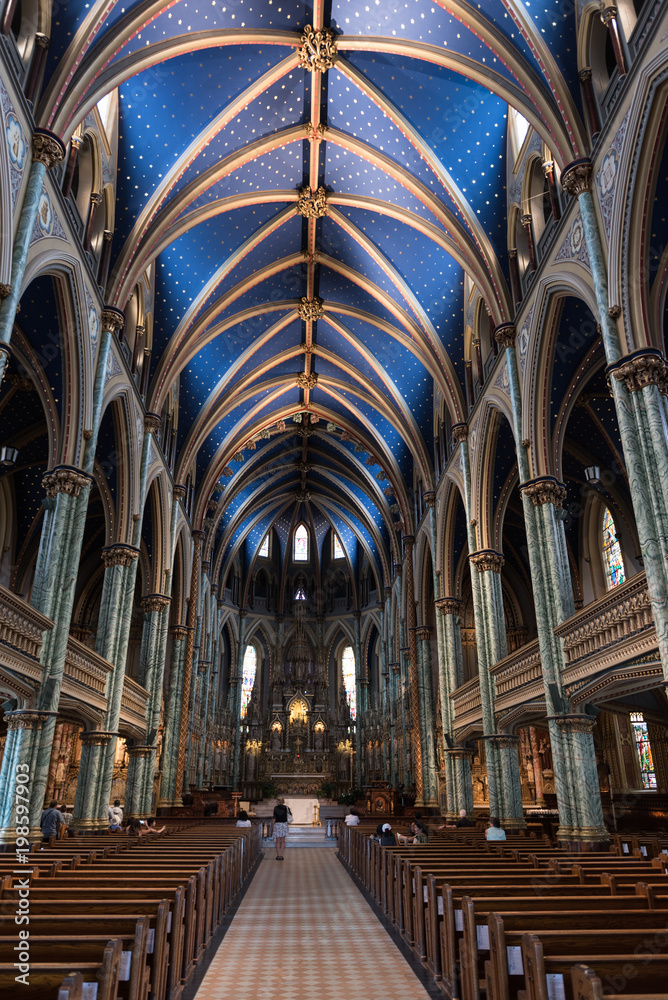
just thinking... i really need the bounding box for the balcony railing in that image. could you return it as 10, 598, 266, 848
0, 585, 52, 664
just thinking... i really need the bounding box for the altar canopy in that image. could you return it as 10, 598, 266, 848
284, 797, 319, 826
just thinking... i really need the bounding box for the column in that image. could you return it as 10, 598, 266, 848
230, 607, 247, 790
529, 726, 546, 807
435, 597, 473, 819
125, 593, 171, 817
184, 562, 206, 791
446, 746, 474, 817
599, 3, 627, 77
353, 610, 363, 789
175, 530, 204, 800
561, 159, 668, 676
403, 535, 424, 805
158, 625, 189, 806
0, 130, 65, 383
0, 711, 54, 845
71, 732, 115, 831
416, 626, 439, 807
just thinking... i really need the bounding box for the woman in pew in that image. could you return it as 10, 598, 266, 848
397, 821, 428, 845
485, 816, 506, 841
380, 823, 397, 846
236, 810, 252, 827
143, 817, 166, 835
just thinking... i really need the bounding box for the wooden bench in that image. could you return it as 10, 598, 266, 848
0, 937, 122, 1000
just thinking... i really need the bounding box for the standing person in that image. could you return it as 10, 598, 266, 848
108, 799, 123, 831
344, 807, 360, 826
485, 817, 506, 841
272, 796, 289, 860
40, 801, 64, 843
236, 809, 252, 827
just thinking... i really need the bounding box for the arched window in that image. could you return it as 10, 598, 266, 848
294, 585, 306, 600
602, 507, 626, 589
294, 523, 308, 561
239, 644, 257, 718
630, 712, 657, 789
342, 645, 356, 720
333, 533, 344, 560
258, 534, 269, 558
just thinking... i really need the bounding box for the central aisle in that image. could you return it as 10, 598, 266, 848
193, 849, 434, 1000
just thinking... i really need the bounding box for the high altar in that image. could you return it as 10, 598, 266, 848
239, 597, 354, 799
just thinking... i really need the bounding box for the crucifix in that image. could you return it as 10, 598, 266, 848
294, 736, 303, 757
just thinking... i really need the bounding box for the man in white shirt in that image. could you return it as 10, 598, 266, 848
344, 808, 360, 826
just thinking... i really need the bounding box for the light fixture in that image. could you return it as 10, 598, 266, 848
584, 465, 601, 485
0, 447, 18, 468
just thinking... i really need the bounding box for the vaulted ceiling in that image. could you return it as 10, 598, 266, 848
39, 0, 587, 591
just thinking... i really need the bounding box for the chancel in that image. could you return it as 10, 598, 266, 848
1, 1, 668, 996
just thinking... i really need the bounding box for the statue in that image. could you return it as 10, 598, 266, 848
374, 742, 382, 772
338, 752, 350, 782
246, 750, 256, 781
271, 728, 282, 751
337, 686, 348, 724
314, 728, 325, 751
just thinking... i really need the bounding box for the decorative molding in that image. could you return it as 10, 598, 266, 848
297, 186, 328, 219
298, 26, 338, 72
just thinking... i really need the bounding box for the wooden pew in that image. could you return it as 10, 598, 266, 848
0, 937, 122, 1000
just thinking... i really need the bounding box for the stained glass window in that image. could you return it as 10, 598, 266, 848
258, 534, 269, 558
294, 523, 308, 561
342, 646, 356, 720
631, 712, 657, 789
333, 533, 344, 560
602, 507, 626, 589
239, 645, 257, 719
294, 586, 306, 600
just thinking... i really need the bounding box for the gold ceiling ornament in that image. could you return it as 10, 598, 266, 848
298, 460, 312, 472
297, 295, 325, 322
302, 250, 321, 264
295, 488, 312, 502
297, 185, 328, 219
303, 121, 328, 142
298, 26, 338, 73
296, 371, 318, 389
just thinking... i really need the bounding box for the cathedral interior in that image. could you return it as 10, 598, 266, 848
1, 0, 668, 856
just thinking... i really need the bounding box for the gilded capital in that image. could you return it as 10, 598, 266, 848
484, 733, 520, 748
126, 744, 153, 758
435, 597, 463, 617
171, 625, 189, 641
469, 549, 505, 574
144, 412, 162, 434
42, 466, 91, 498
599, 3, 618, 26
388, 661, 401, 674
452, 422, 468, 443
297, 185, 328, 219
423, 491, 436, 508
561, 157, 593, 198
79, 730, 116, 746
298, 25, 338, 72
101, 543, 140, 568
494, 323, 516, 349
173, 484, 187, 501
415, 626, 433, 642
32, 129, 66, 169
101, 307, 125, 334
608, 349, 668, 394
5, 710, 54, 730
551, 714, 597, 734
141, 593, 171, 614
520, 476, 567, 508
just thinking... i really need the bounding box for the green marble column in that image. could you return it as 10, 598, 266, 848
403, 535, 424, 805
436, 598, 472, 819
158, 625, 189, 806
72, 732, 115, 830
231, 609, 247, 789
125, 593, 171, 817
389, 661, 400, 786
0, 711, 55, 845
185, 563, 206, 788
0, 130, 65, 382
175, 531, 204, 799
562, 160, 668, 671
416, 626, 439, 807
353, 611, 363, 789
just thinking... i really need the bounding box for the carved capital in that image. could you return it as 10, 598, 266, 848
90, 192, 103, 207
579, 67, 592, 82
494, 323, 516, 349
389, 661, 401, 674
599, 3, 618, 26
101, 307, 125, 334
608, 348, 668, 394
520, 476, 567, 508
296, 371, 318, 389
435, 597, 463, 617
402, 534, 415, 553
561, 157, 593, 198
5, 710, 54, 731
483, 733, 520, 749
423, 491, 436, 508
549, 714, 597, 734
141, 593, 171, 614
101, 543, 140, 568
298, 25, 338, 72
416, 626, 433, 642
521, 213, 533, 228
297, 295, 324, 322
126, 744, 153, 758
171, 625, 189, 641
42, 466, 91, 498
0, 283, 11, 298
173, 484, 187, 501
79, 730, 116, 746
32, 129, 66, 169
297, 185, 328, 219
469, 549, 505, 574
144, 412, 162, 434
447, 745, 474, 760
452, 422, 468, 443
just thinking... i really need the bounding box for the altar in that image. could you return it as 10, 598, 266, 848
284, 796, 320, 826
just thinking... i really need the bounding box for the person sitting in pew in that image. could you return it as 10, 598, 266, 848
125, 817, 143, 836
236, 810, 252, 827
380, 823, 397, 846
108, 799, 123, 832
143, 817, 166, 835
345, 808, 360, 826
397, 821, 428, 845
485, 816, 506, 841
437, 808, 475, 830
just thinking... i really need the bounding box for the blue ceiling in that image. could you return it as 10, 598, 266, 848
40, 0, 586, 589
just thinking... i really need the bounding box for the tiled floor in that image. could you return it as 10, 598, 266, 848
194, 849, 433, 1000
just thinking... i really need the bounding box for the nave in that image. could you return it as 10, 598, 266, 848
193, 848, 434, 1000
